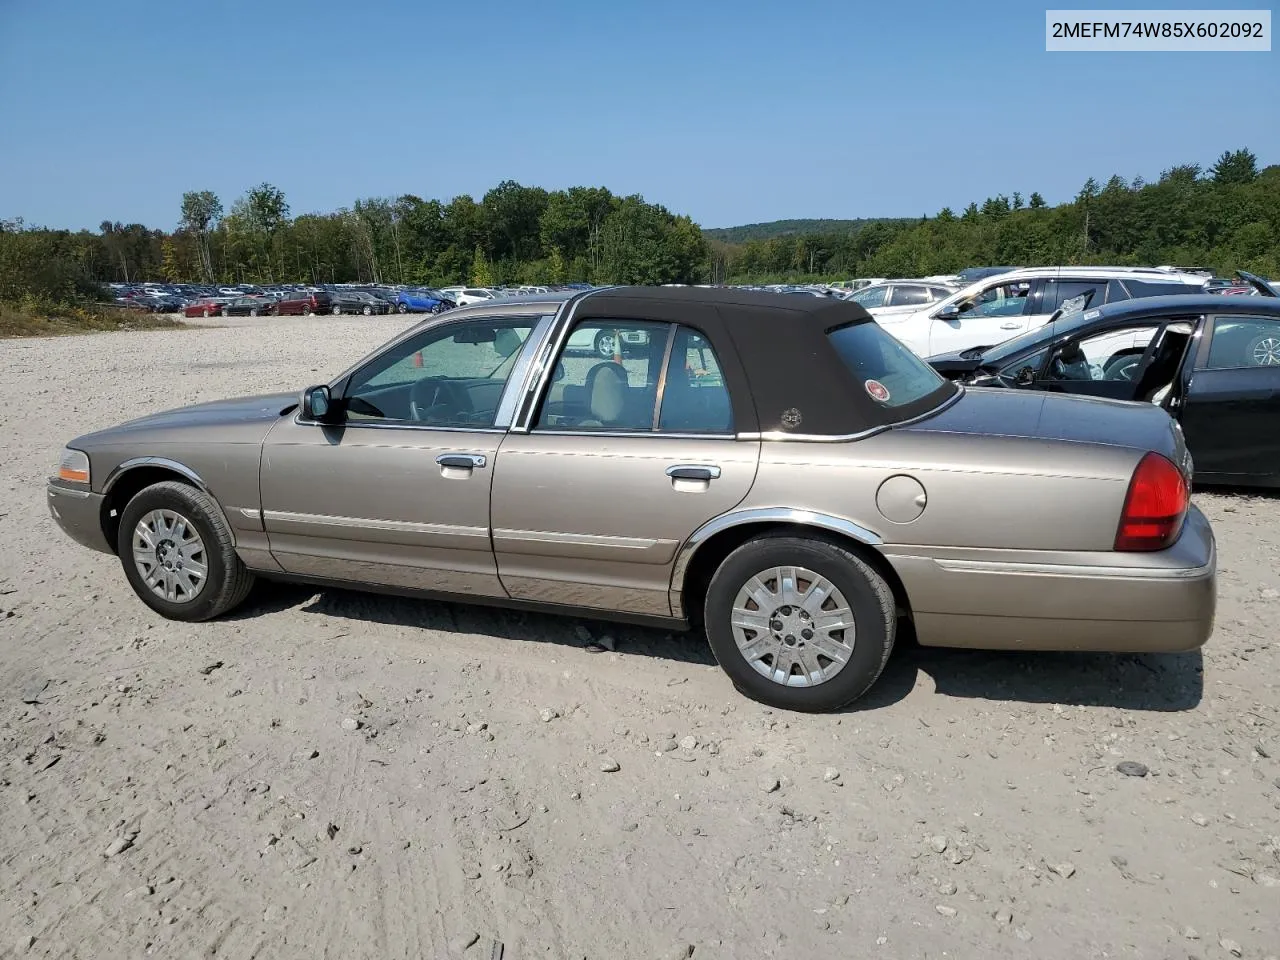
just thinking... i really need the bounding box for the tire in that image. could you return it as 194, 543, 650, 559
594, 330, 618, 358
116, 480, 255, 623
202, 308, 211, 318
362, 305, 373, 316
332, 305, 342, 316
249, 308, 259, 317
221, 308, 230, 317
397, 303, 408, 313
703, 535, 896, 712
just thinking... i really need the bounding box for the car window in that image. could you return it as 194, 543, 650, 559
849, 285, 888, 308
1045, 326, 1160, 381
827, 322, 952, 410
1207, 316, 1280, 369
889, 284, 931, 307
961, 280, 1032, 317
345, 318, 533, 425
1105, 279, 1131, 303
1045, 280, 1105, 313
928, 286, 953, 301
658, 326, 734, 433
535, 320, 668, 431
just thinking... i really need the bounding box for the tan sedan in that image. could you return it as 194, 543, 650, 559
47, 287, 1215, 710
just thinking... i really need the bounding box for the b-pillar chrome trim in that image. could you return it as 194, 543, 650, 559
668, 507, 885, 619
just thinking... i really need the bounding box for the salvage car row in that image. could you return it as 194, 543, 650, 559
48, 286, 1216, 713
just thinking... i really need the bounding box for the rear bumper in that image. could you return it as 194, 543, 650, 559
47, 481, 114, 555
884, 505, 1216, 652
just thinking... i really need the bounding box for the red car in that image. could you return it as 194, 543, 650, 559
183, 299, 228, 318
274, 292, 331, 316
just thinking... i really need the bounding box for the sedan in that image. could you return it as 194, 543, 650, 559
219, 296, 275, 317
47, 288, 1215, 711
927, 274, 1280, 486
330, 291, 393, 316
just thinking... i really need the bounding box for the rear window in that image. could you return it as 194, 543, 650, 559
827, 322, 956, 414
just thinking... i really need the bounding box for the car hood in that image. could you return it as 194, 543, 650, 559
904, 386, 1186, 466
72, 392, 299, 448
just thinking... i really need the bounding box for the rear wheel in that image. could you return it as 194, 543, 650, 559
1248, 333, 1280, 366
202, 308, 211, 318
332, 305, 342, 315
117, 481, 255, 622
703, 536, 896, 711
362, 305, 373, 316
249, 308, 259, 317
221, 307, 229, 317
594, 330, 618, 358
397, 302, 408, 313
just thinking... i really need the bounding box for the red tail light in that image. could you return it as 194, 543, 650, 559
1114, 452, 1188, 551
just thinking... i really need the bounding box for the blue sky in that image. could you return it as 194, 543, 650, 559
0, 0, 1275, 230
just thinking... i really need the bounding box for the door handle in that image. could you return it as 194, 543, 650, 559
666, 464, 721, 481
436, 453, 487, 469
999, 322, 1020, 330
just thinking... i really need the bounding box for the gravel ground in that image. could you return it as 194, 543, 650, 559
1, 316, 1278, 960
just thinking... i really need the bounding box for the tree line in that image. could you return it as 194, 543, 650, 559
0, 149, 1274, 310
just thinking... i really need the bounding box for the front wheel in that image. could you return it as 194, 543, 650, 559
117, 480, 255, 622
1247, 333, 1280, 366
332, 305, 342, 315
594, 330, 619, 358
362, 305, 373, 316
249, 308, 259, 317
397, 302, 408, 313
703, 536, 896, 711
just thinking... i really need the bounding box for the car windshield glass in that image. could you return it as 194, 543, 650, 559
978, 308, 1100, 366
827, 322, 956, 415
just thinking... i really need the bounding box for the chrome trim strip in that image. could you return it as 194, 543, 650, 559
511, 288, 610, 433
263, 509, 487, 539
651, 323, 678, 430
237, 507, 259, 520
101, 457, 208, 494
930, 556, 1214, 580
494, 313, 557, 428
668, 507, 884, 619
291, 414, 505, 434
528, 430, 737, 441
494, 528, 662, 550
733, 387, 964, 443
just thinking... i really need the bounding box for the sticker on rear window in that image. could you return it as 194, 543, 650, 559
1084, 309, 1101, 320
865, 379, 891, 403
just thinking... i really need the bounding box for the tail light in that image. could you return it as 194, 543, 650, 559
1114, 452, 1188, 551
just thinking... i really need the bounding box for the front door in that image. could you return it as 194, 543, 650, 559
491, 319, 759, 617
927, 278, 1045, 355
260, 314, 544, 595
1180, 313, 1280, 481
1037, 323, 1164, 400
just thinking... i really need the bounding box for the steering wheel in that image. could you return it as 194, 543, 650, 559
409, 378, 469, 422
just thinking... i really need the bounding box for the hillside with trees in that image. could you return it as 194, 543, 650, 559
0, 149, 1275, 320
703, 218, 910, 244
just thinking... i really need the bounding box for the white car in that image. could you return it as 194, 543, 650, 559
845, 281, 958, 322
452, 288, 497, 306
874, 266, 1211, 357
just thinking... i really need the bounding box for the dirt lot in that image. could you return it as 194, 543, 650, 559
1, 316, 1278, 960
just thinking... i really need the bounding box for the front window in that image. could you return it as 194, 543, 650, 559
344, 317, 534, 426
959, 280, 1032, 317
827, 322, 956, 413
849, 284, 889, 308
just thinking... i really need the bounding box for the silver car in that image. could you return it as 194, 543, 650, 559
47, 287, 1216, 711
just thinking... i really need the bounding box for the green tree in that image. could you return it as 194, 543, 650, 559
1210, 148, 1258, 185
470, 245, 493, 285
179, 190, 222, 281
1028, 192, 1047, 208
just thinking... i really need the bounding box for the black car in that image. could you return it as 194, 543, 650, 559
329, 291, 394, 316
927, 276, 1280, 487
220, 296, 275, 317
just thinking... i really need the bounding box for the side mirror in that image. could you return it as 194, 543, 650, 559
1014, 365, 1036, 386
937, 304, 961, 320
301, 384, 336, 422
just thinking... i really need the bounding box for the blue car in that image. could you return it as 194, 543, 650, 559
388, 288, 449, 314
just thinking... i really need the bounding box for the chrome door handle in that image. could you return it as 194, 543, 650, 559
999, 322, 1020, 330
436, 453, 487, 469
666, 464, 721, 481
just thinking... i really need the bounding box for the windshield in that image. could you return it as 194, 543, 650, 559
827, 322, 957, 417
978, 309, 1099, 366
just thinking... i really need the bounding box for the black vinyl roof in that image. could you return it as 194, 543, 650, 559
572, 286, 952, 436
1090, 292, 1280, 322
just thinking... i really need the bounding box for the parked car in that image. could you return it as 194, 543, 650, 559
183, 298, 232, 318
219, 296, 274, 317
329, 291, 393, 316
845, 281, 958, 321
47, 288, 1214, 711
274, 291, 319, 316
384, 288, 449, 313
453, 288, 497, 306
927, 275, 1280, 486
877, 266, 1212, 357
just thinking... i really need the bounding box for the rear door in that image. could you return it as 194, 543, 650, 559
1179, 313, 1280, 481
490, 315, 759, 617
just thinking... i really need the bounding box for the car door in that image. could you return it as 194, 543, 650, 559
259, 312, 553, 595
490, 316, 760, 617
876, 283, 934, 321
1178, 313, 1280, 481
926, 278, 1044, 356
1036, 322, 1164, 400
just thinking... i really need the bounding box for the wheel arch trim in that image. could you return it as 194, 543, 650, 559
669, 508, 885, 619
102, 457, 210, 495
